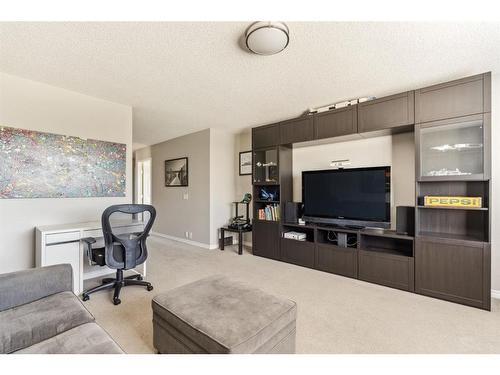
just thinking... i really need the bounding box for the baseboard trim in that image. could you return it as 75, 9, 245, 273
491, 289, 500, 300
151, 232, 216, 250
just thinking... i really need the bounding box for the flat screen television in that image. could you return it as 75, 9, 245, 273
302, 166, 390, 228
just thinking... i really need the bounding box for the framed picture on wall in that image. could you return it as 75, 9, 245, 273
165, 157, 188, 187
239, 151, 252, 176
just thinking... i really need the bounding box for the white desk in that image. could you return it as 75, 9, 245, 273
35, 220, 145, 295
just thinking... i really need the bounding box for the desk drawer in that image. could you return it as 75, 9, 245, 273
45, 231, 80, 245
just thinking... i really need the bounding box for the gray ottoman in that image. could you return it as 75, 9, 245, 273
152, 275, 297, 354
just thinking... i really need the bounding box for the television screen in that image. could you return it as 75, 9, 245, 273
302, 166, 390, 226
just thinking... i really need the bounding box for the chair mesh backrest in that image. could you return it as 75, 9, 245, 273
101, 204, 156, 270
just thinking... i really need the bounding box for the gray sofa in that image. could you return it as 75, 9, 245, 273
0, 264, 123, 354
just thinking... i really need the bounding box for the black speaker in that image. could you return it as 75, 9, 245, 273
396, 206, 415, 236
284, 202, 303, 224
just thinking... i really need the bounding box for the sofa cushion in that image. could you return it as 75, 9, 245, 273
0, 291, 94, 353
152, 275, 297, 353
14, 323, 124, 354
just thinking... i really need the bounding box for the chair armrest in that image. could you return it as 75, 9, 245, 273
81, 237, 97, 245
0, 264, 73, 311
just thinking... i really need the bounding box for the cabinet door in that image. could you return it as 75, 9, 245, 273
313, 106, 357, 140
280, 238, 315, 268
416, 114, 489, 181
415, 73, 489, 123
315, 244, 357, 278
252, 221, 280, 260
44, 242, 81, 294
252, 123, 280, 149
358, 91, 415, 133
415, 237, 490, 310
280, 117, 313, 144
358, 250, 414, 291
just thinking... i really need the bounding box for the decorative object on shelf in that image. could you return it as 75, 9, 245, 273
239, 151, 252, 175
245, 21, 289, 56
423, 196, 482, 209
283, 231, 306, 241
259, 187, 279, 201
228, 193, 252, 230
430, 143, 483, 152
165, 157, 188, 187
255, 160, 278, 182
426, 168, 471, 177
307, 96, 376, 115
0, 125, 126, 199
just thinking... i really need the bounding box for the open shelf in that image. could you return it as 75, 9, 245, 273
359, 233, 413, 257
282, 224, 315, 242
316, 228, 358, 249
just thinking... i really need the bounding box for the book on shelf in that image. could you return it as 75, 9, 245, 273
257, 204, 280, 221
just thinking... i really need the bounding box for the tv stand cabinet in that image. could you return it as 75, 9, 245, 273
280, 223, 415, 292
251, 72, 491, 310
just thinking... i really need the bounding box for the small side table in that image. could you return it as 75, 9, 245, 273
220, 226, 252, 255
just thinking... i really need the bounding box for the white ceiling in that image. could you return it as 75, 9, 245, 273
1, 22, 499, 148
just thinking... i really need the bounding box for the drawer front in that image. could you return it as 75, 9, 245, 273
43, 241, 81, 294
315, 244, 357, 278
313, 106, 357, 139
252, 123, 280, 149
280, 117, 313, 144
415, 237, 488, 309
415, 74, 486, 123
358, 91, 415, 133
45, 231, 80, 245
358, 250, 414, 291
280, 238, 315, 268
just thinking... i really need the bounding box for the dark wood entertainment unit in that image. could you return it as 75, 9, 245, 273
251, 72, 491, 310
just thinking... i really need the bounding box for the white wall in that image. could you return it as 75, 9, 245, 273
0, 72, 133, 273
292, 134, 415, 228
210, 128, 236, 247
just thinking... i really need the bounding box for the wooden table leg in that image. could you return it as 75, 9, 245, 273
220, 228, 225, 250
238, 231, 243, 255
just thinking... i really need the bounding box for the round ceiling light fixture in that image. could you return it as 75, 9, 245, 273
245, 21, 289, 56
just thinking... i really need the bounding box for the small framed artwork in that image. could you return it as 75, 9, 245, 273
239, 151, 252, 176
165, 157, 188, 187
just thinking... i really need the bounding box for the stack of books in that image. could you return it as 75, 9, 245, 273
258, 204, 280, 221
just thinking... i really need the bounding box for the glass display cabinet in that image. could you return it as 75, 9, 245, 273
253, 148, 279, 184
417, 114, 489, 181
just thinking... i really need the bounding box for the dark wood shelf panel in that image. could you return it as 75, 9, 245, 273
418, 231, 487, 244
360, 229, 414, 241
360, 246, 413, 258
253, 219, 280, 224
417, 205, 488, 211
252, 182, 280, 186
255, 199, 280, 203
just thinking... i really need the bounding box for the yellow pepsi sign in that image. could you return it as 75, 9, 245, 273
424, 196, 482, 208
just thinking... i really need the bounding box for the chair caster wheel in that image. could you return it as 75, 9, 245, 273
82, 294, 90, 301
113, 298, 121, 305
147, 285, 154, 291
137, 275, 143, 281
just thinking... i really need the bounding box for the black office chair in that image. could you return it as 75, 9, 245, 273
81, 204, 156, 305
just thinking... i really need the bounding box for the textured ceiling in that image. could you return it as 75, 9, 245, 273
1, 22, 499, 148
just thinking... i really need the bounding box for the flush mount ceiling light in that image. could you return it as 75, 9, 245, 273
245, 21, 290, 56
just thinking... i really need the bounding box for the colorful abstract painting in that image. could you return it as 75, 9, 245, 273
0, 126, 126, 198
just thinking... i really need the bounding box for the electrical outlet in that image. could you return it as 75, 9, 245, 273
183, 192, 189, 200
185, 231, 189, 238
189, 232, 193, 239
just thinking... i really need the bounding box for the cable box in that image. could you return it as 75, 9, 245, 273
283, 231, 307, 241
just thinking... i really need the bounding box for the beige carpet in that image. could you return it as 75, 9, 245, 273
83, 236, 500, 354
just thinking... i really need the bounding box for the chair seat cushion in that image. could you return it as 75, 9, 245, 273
0, 291, 94, 353
152, 275, 297, 353
14, 322, 124, 354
